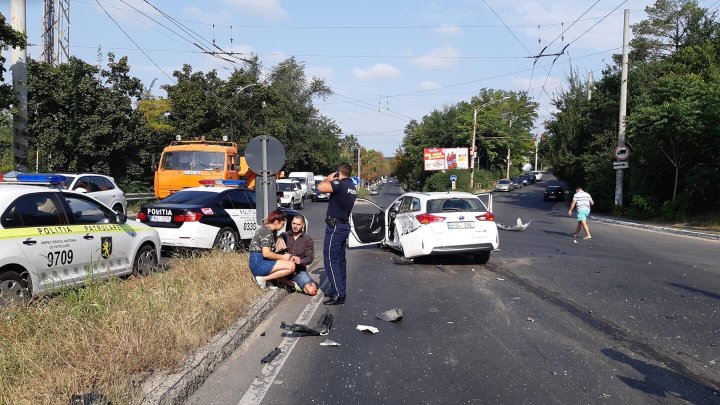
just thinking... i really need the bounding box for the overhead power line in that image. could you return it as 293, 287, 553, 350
94, 0, 175, 82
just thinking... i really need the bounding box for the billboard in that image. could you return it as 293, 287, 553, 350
423, 148, 469, 171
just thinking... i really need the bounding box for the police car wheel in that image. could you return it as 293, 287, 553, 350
132, 245, 158, 277
214, 227, 238, 252
113, 204, 124, 215
0, 270, 31, 305
474, 252, 490, 264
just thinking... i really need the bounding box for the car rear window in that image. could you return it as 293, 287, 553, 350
427, 198, 486, 213
159, 191, 217, 205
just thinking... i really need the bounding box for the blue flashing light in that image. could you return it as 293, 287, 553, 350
218, 179, 247, 187
16, 173, 67, 183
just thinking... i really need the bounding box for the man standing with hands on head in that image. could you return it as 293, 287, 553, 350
316, 162, 357, 305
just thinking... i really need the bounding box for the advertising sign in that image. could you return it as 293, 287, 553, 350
423, 148, 469, 171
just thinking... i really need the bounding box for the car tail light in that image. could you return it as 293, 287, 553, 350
137, 212, 148, 222
416, 213, 445, 224
173, 211, 203, 223
476, 212, 495, 221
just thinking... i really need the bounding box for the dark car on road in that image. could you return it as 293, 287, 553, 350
543, 185, 565, 202
511, 177, 523, 189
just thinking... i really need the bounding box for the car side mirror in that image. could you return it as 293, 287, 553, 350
115, 213, 127, 224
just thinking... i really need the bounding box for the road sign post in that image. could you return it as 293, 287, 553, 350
245, 135, 286, 225
613, 161, 629, 169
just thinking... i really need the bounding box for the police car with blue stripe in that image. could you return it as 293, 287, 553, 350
137, 179, 302, 251
0, 173, 161, 304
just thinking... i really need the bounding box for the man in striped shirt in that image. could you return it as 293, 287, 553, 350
568, 186, 594, 239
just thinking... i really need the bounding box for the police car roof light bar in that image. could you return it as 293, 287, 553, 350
16, 173, 67, 184
218, 179, 247, 187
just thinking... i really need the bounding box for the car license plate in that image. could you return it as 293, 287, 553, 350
150, 215, 171, 223
548, 195, 556, 199
448, 222, 474, 229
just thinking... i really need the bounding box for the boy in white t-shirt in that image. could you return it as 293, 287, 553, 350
568, 186, 594, 239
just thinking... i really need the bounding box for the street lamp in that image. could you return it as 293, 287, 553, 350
470, 96, 510, 189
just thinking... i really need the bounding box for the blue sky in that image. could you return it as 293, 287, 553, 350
4, 1, 718, 156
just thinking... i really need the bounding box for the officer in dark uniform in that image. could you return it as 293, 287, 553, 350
316, 162, 357, 305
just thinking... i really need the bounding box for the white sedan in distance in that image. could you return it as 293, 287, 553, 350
348, 191, 499, 263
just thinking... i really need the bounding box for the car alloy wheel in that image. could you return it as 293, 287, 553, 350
214, 227, 238, 252
133, 245, 158, 276
0, 270, 31, 305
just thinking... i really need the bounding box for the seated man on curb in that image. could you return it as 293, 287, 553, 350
277, 214, 318, 295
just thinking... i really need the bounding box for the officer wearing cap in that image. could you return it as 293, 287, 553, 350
316, 162, 356, 305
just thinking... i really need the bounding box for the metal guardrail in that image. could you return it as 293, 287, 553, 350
125, 193, 157, 201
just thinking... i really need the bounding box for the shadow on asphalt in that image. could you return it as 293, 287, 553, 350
667, 283, 720, 300
541, 229, 574, 238
602, 348, 720, 403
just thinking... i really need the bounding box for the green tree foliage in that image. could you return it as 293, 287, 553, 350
545, 0, 720, 218
27, 54, 152, 191
394, 89, 537, 191
0, 12, 26, 110
162, 57, 342, 174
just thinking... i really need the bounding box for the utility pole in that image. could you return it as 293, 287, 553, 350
587, 71, 593, 101
41, 0, 55, 63
11, 0, 28, 171
470, 109, 478, 189
534, 135, 539, 171
358, 147, 362, 188
505, 147, 511, 179
616, 9, 630, 207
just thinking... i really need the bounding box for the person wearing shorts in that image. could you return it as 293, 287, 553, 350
568, 186, 594, 239
248, 210, 296, 289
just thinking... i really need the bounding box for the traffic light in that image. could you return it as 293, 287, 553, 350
354, 147, 360, 160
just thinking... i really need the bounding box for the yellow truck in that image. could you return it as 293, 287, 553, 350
154, 138, 255, 199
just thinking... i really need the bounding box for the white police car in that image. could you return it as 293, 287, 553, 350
0, 174, 161, 304
137, 180, 302, 251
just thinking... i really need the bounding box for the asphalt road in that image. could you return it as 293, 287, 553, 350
187, 177, 720, 405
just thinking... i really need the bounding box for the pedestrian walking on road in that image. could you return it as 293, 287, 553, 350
569, 186, 594, 239
248, 210, 296, 289
316, 162, 357, 305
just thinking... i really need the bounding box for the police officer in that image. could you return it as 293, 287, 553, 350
316, 162, 357, 305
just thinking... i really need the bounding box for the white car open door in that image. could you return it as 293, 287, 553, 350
475, 192, 493, 212
348, 198, 386, 247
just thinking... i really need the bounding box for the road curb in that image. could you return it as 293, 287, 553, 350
591, 215, 720, 241
139, 287, 289, 405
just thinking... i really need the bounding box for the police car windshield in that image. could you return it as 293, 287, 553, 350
159, 191, 217, 205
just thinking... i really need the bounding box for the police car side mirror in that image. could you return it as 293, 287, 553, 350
115, 213, 128, 224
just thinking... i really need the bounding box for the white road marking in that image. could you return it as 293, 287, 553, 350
238, 282, 327, 405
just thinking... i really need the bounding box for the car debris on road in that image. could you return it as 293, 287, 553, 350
261, 347, 281, 364
497, 218, 531, 231
376, 308, 404, 322
356, 325, 380, 334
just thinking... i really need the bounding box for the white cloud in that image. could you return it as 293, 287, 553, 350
410, 45, 460, 70
419, 80, 442, 90
435, 24, 463, 37
352, 64, 402, 81
307, 66, 334, 81
222, 0, 288, 20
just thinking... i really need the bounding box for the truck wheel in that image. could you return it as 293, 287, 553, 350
0, 269, 32, 305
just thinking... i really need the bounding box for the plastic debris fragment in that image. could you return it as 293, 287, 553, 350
320, 339, 340, 346
376, 308, 404, 322
393, 256, 414, 265
356, 325, 379, 334
280, 309, 333, 336
497, 218, 531, 231
526, 317, 536, 322
261, 347, 281, 364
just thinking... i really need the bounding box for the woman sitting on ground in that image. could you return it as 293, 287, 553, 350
248, 209, 296, 289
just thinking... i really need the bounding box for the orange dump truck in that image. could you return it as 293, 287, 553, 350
154, 138, 258, 199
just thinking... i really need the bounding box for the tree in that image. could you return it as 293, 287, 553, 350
631, 0, 718, 62
0, 12, 26, 111
27, 54, 152, 190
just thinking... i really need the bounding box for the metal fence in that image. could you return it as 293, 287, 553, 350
125, 193, 157, 201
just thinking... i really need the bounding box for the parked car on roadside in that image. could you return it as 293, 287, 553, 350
495, 179, 514, 192
348, 191, 499, 264
531, 171, 543, 181
137, 180, 301, 252
511, 177, 523, 189
0, 174, 160, 304
543, 185, 565, 202
57, 173, 127, 215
